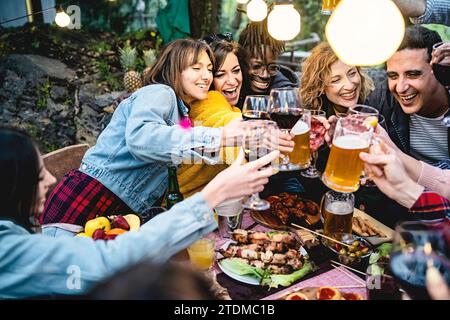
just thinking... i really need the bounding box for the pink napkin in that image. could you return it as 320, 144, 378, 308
262, 266, 367, 300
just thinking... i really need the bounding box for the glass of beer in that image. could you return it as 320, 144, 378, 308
268, 88, 310, 171
322, 191, 354, 236
322, 0, 340, 15
322, 116, 373, 193
242, 95, 271, 120
242, 120, 279, 210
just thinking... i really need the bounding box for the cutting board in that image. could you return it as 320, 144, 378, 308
352, 208, 394, 245
250, 198, 321, 231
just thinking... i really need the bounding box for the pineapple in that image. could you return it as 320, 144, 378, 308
119, 44, 143, 93
142, 49, 157, 83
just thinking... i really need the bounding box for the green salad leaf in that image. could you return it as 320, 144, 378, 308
219, 258, 315, 289
261, 260, 315, 289
219, 258, 265, 279
369, 243, 392, 265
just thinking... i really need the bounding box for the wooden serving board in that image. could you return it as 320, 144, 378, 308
352, 208, 394, 245
250, 198, 321, 231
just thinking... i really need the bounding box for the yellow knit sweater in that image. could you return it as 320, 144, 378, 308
178, 91, 242, 198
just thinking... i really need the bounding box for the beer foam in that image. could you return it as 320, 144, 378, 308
333, 135, 370, 150
290, 120, 309, 135
326, 201, 353, 215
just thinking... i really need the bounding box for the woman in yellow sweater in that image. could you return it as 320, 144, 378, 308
178, 40, 249, 197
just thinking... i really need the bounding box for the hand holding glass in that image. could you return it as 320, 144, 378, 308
242, 120, 279, 210
322, 116, 373, 193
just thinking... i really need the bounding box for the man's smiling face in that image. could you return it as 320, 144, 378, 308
387, 48, 442, 116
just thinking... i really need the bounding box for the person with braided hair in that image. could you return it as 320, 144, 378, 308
238, 18, 299, 97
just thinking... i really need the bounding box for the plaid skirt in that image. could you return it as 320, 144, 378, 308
40, 169, 133, 226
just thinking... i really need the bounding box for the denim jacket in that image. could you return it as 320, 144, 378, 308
0, 193, 217, 299
79, 84, 221, 214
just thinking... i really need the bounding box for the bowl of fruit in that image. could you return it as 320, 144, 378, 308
322, 233, 373, 266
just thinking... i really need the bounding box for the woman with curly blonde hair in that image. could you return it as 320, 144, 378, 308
300, 42, 375, 117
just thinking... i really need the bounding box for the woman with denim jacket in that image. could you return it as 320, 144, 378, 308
38, 39, 269, 235
0, 127, 279, 298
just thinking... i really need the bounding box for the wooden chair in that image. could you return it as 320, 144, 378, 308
43, 144, 90, 194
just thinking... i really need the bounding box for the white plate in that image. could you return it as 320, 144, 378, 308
218, 259, 261, 285
217, 239, 308, 286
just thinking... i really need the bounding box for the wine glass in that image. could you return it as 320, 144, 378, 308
242, 120, 279, 210
390, 220, 450, 300
268, 88, 308, 171
301, 110, 326, 178
242, 95, 270, 121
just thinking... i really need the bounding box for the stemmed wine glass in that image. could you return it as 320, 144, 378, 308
242, 95, 270, 121
268, 88, 308, 171
390, 220, 450, 300
301, 110, 326, 178
242, 120, 279, 211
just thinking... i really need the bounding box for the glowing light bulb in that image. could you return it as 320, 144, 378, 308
246, 0, 267, 22
268, 4, 301, 41
55, 9, 70, 27
326, 0, 405, 66
237, 0, 249, 4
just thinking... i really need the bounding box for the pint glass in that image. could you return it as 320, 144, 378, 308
322, 0, 340, 15
322, 116, 373, 193
289, 109, 311, 169
322, 191, 354, 236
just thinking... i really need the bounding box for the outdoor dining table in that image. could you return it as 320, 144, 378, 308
174, 208, 371, 300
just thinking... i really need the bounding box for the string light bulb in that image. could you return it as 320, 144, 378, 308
268, 3, 301, 41
326, 0, 405, 66
54, 6, 70, 27
246, 0, 268, 22
237, 0, 249, 4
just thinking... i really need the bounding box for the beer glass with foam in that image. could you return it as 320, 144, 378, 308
268, 88, 310, 171
322, 191, 354, 236
322, 116, 373, 193
322, 0, 340, 15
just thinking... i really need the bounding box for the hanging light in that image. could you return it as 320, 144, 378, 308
268, 2, 301, 41
237, 0, 249, 4
326, 0, 405, 66
54, 6, 70, 27
246, 0, 268, 22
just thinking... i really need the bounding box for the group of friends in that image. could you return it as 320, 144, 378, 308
1, 0, 449, 299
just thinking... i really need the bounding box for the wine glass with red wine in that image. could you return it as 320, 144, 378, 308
242, 95, 271, 121
242, 120, 279, 210
390, 220, 450, 300
268, 88, 308, 171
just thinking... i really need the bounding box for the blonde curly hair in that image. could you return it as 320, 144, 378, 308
300, 42, 374, 111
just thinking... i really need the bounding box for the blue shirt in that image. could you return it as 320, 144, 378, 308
0, 193, 216, 299
79, 84, 222, 215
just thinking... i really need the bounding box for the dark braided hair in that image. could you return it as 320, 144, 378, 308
238, 18, 285, 61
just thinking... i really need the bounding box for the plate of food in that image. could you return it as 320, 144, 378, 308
352, 209, 393, 245
250, 193, 321, 231
280, 286, 365, 300
217, 229, 315, 288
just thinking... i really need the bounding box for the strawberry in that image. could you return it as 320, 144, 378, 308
112, 216, 130, 230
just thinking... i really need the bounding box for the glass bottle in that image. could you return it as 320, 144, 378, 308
165, 166, 184, 209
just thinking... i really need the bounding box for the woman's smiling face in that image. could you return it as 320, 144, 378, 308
213, 52, 243, 106
325, 60, 362, 109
